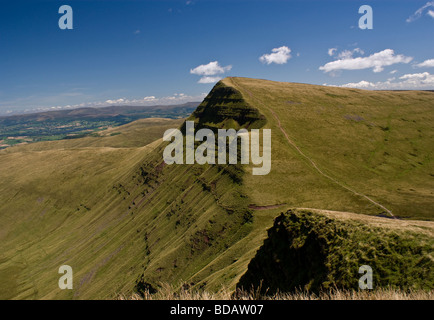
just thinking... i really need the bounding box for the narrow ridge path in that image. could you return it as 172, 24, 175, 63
229, 78, 395, 218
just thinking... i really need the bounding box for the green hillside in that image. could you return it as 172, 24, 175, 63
226, 77, 434, 220
0, 77, 433, 299
238, 209, 434, 293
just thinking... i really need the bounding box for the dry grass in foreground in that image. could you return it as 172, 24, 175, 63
118, 284, 434, 300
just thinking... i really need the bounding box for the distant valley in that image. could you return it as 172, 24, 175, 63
0, 102, 199, 149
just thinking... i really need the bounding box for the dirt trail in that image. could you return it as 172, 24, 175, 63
248, 204, 287, 210
229, 78, 395, 218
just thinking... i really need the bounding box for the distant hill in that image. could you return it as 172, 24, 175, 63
0, 102, 199, 149
0, 102, 200, 123
0, 78, 432, 299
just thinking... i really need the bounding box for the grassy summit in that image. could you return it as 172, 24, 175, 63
223, 77, 433, 220
0, 77, 433, 299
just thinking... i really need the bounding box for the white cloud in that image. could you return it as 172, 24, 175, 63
406, 1, 434, 22
390, 70, 398, 74
328, 48, 337, 56
190, 61, 231, 76
259, 46, 292, 65
415, 58, 434, 68
335, 72, 434, 90
400, 71, 434, 81
105, 98, 125, 104
319, 49, 413, 73
134, 30, 140, 35
190, 61, 232, 83
428, 10, 434, 18
340, 80, 376, 89
198, 76, 222, 84
143, 96, 157, 101
396, 72, 434, 87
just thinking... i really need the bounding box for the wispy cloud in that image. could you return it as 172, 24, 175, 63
337, 48, 364, 60
190, 61, 232, 83
319, 49, 412, 73
328, 48, 364, 59
406, 1, 434, 22
332, 72, 434, 90
328, 48, 337, 56
259, 46, 292, 65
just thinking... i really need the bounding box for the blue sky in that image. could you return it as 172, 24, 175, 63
0, 0, 433, 115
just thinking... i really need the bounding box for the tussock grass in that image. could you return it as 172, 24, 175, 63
118, 284, 433, 300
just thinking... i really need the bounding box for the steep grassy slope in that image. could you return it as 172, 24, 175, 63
0, 119, 185, 299
0, 77, 433, 299
0, 103, 263, 299
189, 81, 267, 130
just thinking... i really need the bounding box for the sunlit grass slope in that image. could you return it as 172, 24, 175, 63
0, 119, 182, 298
0, 78, 433, 300
224, 77, 433, 220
